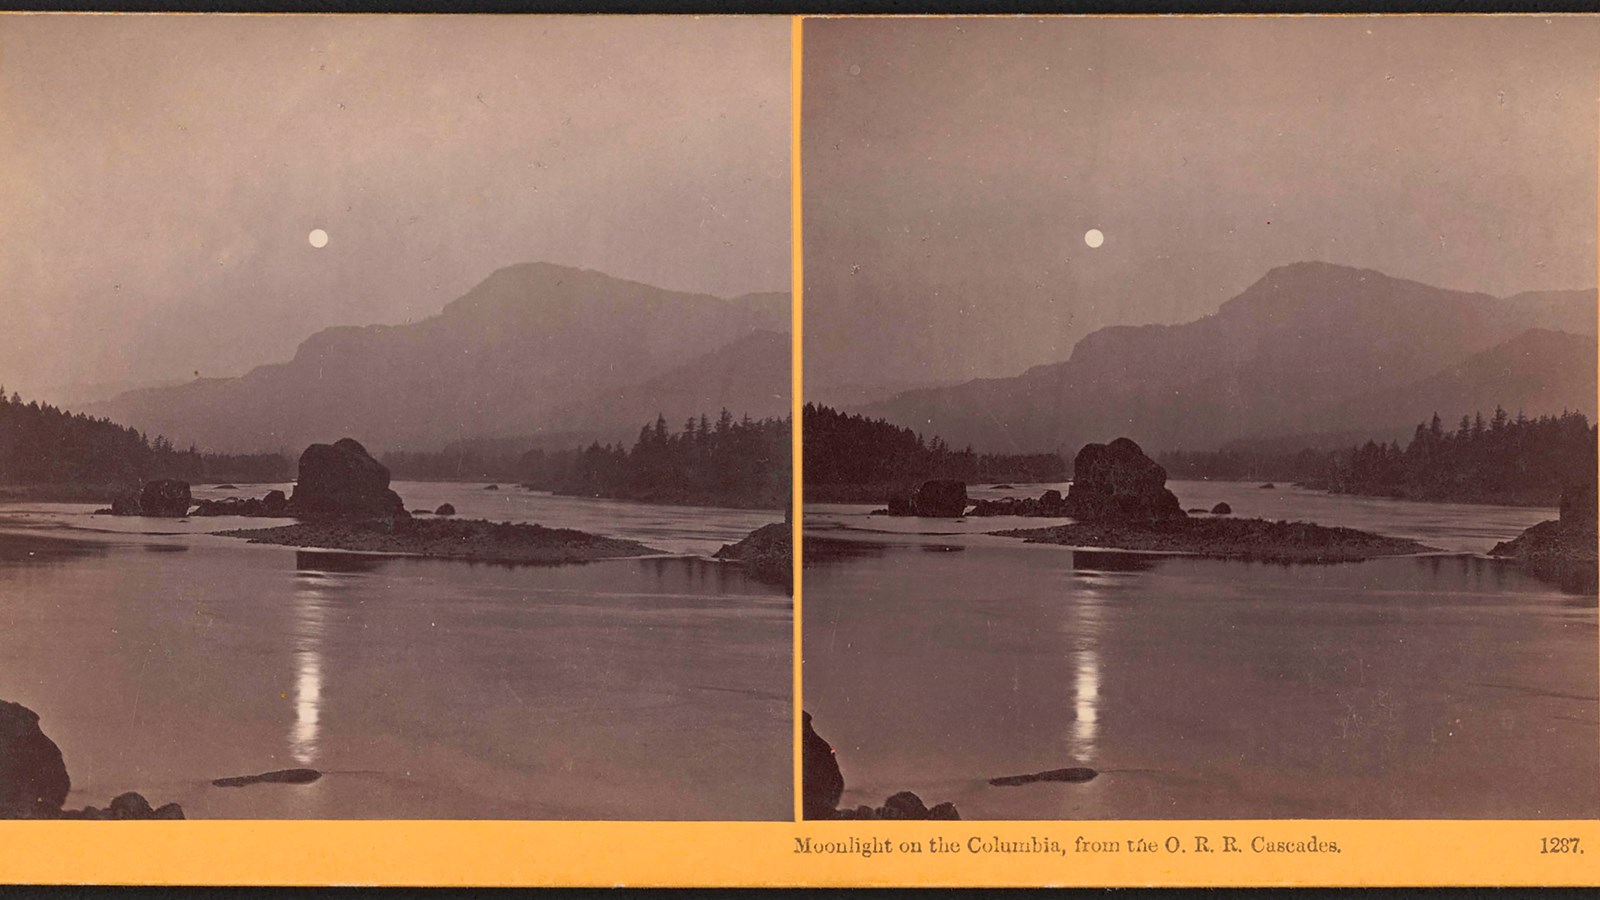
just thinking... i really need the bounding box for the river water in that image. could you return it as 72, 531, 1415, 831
0, 481, 790, 820
803, 480, 1598, 820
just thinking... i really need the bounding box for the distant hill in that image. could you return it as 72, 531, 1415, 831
536, 328, 790, 446
856, 262, 1596, 454
87, 263, 788, 453
804, 377, 957, 411
1324, 328, 1597, 436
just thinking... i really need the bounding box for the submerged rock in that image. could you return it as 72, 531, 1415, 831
1066, 438, 1184, 522
287, 438, 408, 521
0, 700, 70, 817
212, 768, 322, 788
990, 766, 1100, 787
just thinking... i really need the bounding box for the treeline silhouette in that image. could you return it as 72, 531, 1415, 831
0, 389, 289, 486
804, 403, 1066, 500
386, 410, 790, 510
1162, 408, 1597, 507
538, 411, 787, 509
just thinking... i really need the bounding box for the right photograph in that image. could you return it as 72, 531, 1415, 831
800, 16, 1600, 821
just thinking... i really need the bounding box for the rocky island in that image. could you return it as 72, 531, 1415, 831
205, 438, 659, 564
992, 438, 1435, 563
1489, 480, 1598, 593
714, 521, 792, 589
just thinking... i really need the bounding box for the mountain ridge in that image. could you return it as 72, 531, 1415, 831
854, 262, 1596, 454
87, 262, 789, 454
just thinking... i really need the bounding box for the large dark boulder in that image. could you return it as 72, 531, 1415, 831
1560, 478, 1597, 536
0, 701, 70, 817
911, 480, 968, 518
261, 490, 289, 516
1066, 438, 1185, 522
137, 480, 192, 517
802, 711, 844, 820
287, 438, 407, 521
714, 522, 792, 590
1491, 477, 1599, 594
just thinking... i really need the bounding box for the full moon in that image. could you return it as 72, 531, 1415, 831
308, 228, 329, 249
1084, 228, 1104, 249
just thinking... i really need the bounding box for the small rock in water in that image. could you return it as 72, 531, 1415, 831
435, 503, 456, 516
483, 484, 500, 491
211, 768, 322, 788
1211, 502, 1232, 515
989, 766, 1099, 787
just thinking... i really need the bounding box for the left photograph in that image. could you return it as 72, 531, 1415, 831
0, 14, 793, 820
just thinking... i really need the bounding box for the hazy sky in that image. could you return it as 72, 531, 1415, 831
0, 14, 790, 400
803, 16, 1600, 391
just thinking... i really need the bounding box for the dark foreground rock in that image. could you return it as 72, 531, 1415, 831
802, 710, 959, 820
58, 792, 184, 820
1067, 438, 1184, 521
714, 522, 792, 589
219, 517, 658, 564
995, 516, 1434, 563
801, 712, 843, 819
212, 768, 322, 788
2, 699, 182, 819
287, 438, 408, 521
834, 791, 961, 821
0, 700, 69, 816
1490, 480, 1597, 594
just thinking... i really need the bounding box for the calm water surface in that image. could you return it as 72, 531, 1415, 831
0, 481, 789, 819
804, 480, 1597, 819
